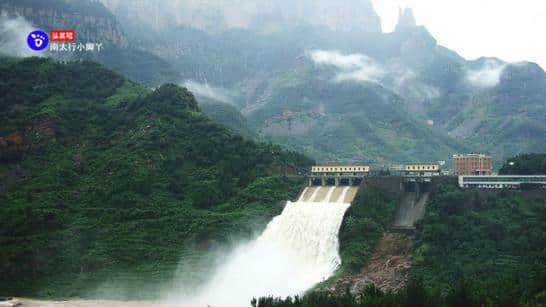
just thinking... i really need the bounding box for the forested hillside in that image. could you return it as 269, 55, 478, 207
0, 57, 312, 297
499, 153, 546, 175
412, 181, 546, 291
258, 175, 546, 306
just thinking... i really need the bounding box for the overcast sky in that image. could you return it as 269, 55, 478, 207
372, 0, 546, 69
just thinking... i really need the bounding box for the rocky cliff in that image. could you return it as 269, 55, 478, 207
395, 8, 417, 32
100, 0, 382, 34
1, 0, 128, 48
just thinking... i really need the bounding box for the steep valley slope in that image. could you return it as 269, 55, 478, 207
0, 57, 311, 298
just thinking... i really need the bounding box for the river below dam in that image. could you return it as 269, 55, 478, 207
12, 186, 357, 307
6, 298, 156, 307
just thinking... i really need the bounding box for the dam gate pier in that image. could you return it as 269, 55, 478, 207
308, 165, 369, 186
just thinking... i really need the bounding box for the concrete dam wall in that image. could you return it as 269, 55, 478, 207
360, 176, 433, 230
298, 186, 359, 203
392, 192, 429, 229
392, 181, 431, 230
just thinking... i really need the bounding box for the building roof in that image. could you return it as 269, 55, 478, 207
453, 153, 491, 158
405, 162, 439, 165
313, 164, 369, 167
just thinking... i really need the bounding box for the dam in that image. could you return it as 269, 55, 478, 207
308, 164, 369, 186
298, 185, 359, 203
14, 168, 439, 307
177, 185, 358, 307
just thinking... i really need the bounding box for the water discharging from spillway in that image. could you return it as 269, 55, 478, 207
179, 186, 353, 307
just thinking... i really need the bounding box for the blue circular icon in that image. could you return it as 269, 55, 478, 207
27, 30, 49, 51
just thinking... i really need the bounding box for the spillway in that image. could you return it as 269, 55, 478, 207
178, 186, 352, 307
392, 192, 429, 228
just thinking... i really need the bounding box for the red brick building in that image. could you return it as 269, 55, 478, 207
452, 153, 493, 176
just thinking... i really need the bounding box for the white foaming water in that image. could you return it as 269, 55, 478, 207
337, 186, 350, 203
308, 186, 321, 202
298, 187, 309, 201
177, 187, 350, 307
323, 186, 336, 203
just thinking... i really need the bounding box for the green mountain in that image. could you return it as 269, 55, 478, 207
446, 63, 546, 159
0, 57, 311, 297
98, 7, 546, 165
499, 153, 546, 175
242, 62, 467, 163
15, 1, 542, 165
198, 99, 254, 138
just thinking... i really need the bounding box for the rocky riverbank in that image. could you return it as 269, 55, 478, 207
331, 232, 414, 294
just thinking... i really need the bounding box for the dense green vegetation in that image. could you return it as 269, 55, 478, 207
0, 57, 312, 298
197, 98, 254, 138
247, 67, 467, 163
499, 153, 546, 175
338, 179, 400, 273
89, 47, 180, 87
3, 0, 546, 301
412, 182, 546, 290
255, 277, 544, 306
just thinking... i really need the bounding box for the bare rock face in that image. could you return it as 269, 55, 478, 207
331, 232, 414, 295
0, 0, 128, 48
395, 8, 417, 32
100, 0, 382, 34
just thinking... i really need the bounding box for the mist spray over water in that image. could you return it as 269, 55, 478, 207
174, 186, 350, 307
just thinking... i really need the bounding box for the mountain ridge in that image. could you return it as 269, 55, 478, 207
99, 0, 382, 34
6, 0, 545, 165
0, 56, 311, 297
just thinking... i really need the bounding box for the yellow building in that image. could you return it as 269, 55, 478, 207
311, 165, 370, 173
404, 163, 440, 172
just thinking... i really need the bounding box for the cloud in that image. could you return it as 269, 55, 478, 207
308, 50, 441, 101
385, 61, 439, 100
182, 80, 235, 104
308, 50, 385, 83
466, 59, 506, 88
0, 15, 40, 57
